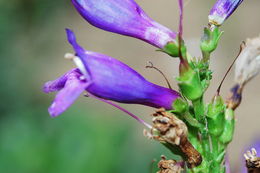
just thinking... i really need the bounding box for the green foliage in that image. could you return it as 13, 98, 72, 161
169, 22, 236, 173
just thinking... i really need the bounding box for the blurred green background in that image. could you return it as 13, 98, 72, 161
0, 0, 260, 173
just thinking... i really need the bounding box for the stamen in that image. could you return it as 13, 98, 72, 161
86, 92, 152, 129
64, 53, 75, 60
64, 53, 89, 79
216, 42, 245, 95
146, 61, 173, 90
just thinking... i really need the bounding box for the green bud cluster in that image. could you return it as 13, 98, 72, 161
161, 22, 238, 173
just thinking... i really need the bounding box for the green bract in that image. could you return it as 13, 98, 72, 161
207, 95, 225, 136
177, 68, 203, 101
162, 41, 180, 57
200, 27, 223, 61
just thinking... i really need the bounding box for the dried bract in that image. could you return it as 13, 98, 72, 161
157, 156, 183, 173
148, 108, 202, 168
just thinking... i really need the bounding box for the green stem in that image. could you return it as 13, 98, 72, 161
211, 136, 219, 155
202, 51, 210, 63
192, 97, 211, 163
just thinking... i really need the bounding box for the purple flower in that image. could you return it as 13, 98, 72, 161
209, 0, 244, 26
71, 0, 177, 49
43, 29, 180, 117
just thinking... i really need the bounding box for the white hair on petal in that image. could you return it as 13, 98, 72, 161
145, 26, 171, 48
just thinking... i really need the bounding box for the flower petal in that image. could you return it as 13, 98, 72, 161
66, 29, 181, 110
48, 70, 89, 117
71, 0, 177, 48
209, 0, 244, 25
43, 68, 80, 93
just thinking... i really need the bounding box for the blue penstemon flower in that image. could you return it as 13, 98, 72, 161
71, 0, 177, 49
43, 29, 181, 117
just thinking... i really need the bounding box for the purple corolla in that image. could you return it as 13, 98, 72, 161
43, 29, 180, 117
71, 0, 177, 49
209, 0, 244, 26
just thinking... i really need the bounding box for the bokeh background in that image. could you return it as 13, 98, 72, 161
0, 0, 259, 173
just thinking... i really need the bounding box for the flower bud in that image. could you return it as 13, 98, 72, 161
71, 0, 177, 49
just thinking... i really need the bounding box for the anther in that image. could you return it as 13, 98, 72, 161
65, 53, 89, 79
79, 75, 86, 80
64, 53, 75, 60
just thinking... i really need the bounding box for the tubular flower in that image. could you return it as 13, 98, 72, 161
71, 0, 177, 49
43, 29, 180, 117
208, 0, 244, 26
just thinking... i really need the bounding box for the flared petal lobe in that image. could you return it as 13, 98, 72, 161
43, 29, 180, 116
209, 0, 244, 26
43, 69, 89, 117
71, 0, 177, 48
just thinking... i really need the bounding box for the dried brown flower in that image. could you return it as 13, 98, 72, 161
146, 108, 202, 168
157, 156, 183, 173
